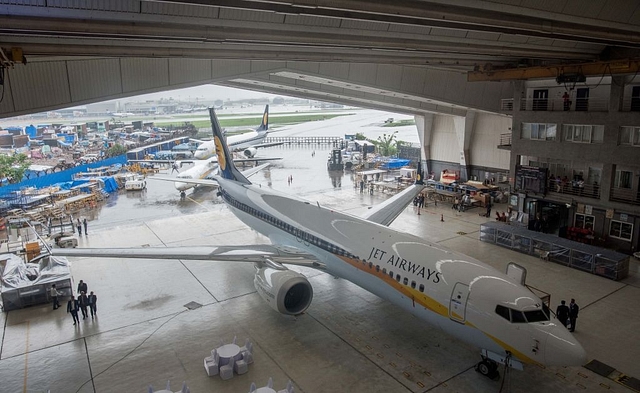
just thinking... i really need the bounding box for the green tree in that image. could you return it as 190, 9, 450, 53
107, 144, 127, 157
354, 132, 367, 140
375, 131, 398, 156
0, 153, 30, 184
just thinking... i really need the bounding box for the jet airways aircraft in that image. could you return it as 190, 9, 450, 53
54, 108, 587, 380
193, 105, 281, 159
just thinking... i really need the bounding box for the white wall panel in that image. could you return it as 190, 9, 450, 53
213, 60, 251, 78
67, 59, 121, 102
375, 65, 403, 90
120, 58, 169, 93
430, 115, 460, 162
9, 62, 70, 111
169, 59, 212, 86
0, 69, 15, 115
346, 64, 377, 85
318, 63, 350, 81
470, 113, 511, 170
48, 0, 139, 12
400, 67, 426, 95
141, 1, 219, 18
219, 8, 284, 23
250, 61, 286, 73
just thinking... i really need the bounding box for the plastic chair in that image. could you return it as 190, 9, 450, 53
219, 357, 235, 380
240, 337, 251, 353
204, 352, 219, 376
242, 350, 254, 365
234, 356, 248, 375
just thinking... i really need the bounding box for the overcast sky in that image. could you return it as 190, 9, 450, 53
117, 84, 290, 103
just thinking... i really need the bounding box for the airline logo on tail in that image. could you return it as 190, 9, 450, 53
257, 105, 269, 132
214, 136, 226, 171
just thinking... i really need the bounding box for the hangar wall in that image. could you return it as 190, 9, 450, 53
470, 113, 511, 171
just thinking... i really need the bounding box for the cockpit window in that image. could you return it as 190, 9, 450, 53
496, 304, 550, 323
510, 309, 526, 323
495, 305, 510, 321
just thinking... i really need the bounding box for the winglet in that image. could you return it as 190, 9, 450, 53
415, 161, 424, 185
256, 104, 269, 132
209, 107, 250, 184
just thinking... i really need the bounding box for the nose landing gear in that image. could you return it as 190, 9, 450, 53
476, 358, 500, 380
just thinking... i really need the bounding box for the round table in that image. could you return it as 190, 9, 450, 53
217, 343, 241, 365
255, 388, 276, 393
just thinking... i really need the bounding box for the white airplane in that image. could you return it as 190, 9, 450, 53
53, 108, 587, 380
162, 156, 280, 194
193, 105, 281, 159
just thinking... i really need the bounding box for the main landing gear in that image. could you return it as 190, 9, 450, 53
475, 357, 500, 380
180, 191, 186, 200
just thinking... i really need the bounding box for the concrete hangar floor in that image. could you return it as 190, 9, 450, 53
1, 112, 640, 393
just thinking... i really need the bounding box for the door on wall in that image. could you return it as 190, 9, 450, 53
575, 88, 589, 111
449, 283, 470, 323
533, 89, 548, 111
632, 86, 640, 111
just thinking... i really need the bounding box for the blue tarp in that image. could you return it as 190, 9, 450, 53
25, 125, 37, 138
380, 158, 411, 169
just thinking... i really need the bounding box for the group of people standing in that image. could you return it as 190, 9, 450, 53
556, 298, 579, 332
66, 280, 98, 325
76, 218, 88, 236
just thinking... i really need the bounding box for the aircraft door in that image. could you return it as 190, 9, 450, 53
449, 283, 470, 323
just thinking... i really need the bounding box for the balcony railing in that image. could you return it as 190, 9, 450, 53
547, 179, 601, 199
520, 98, 609, 112
609, 187, 640, 205
498, 133, 512, 148
500, 99, 514, 111
621, 97, 640, 112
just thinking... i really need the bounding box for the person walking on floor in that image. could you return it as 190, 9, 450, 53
76, 218, 82, 236
50, 284, 61, 310
78, 291, 89, 320
569, 298, 579, 332
88, 291, 98, 318
77, 280, 88, 294
67, 295, 80, 325
83, 218, 88, 235
485, 201, 492, 218
556, 300, 570, 328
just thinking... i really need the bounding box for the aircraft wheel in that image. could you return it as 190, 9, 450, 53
476, 359, 499, 379
180, 191, 186, 199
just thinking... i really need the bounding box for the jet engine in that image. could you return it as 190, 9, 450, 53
254, 266, 313, 315
243, 147, 258, 158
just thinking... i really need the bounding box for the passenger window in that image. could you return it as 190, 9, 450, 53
410, 281, 416, 289
419, 284, 425, 292
511, 309, 526, 323
495, 305, 510, 321
368, 262, 373, 268
375, 265, 380, 272
396, 274, 400, 282
403, 277, 408, 285
389, 271, 394, 277
382, 268, 387, 274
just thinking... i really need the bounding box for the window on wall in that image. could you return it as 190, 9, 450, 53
522, 123, 557, 141
620, 126, 640, 146
563, 125, 604, 143
614, 170, 633, 189
575, 214, 595, 230
609, 220, 633, 241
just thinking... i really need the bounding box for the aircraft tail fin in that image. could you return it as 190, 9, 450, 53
416, 161, 424, 185
256, 104, 269, 132
209, 107, 250, 184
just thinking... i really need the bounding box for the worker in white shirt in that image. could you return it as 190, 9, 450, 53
50, 284, 61, 310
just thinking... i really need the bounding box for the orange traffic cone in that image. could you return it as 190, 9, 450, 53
440, 214, 444, 222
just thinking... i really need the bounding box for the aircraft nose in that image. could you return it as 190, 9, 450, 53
544, 326, 588, 366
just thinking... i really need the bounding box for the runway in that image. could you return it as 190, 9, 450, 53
1, 111, 639, 393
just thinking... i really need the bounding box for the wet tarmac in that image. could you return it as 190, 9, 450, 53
85, 109, 416, 231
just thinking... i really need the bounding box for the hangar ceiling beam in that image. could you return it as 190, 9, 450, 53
169, 0, 640, 47
467, 59, 640, 82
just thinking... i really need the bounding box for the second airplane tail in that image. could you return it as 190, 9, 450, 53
209, 107, 251, 184
256, 104, 269, 132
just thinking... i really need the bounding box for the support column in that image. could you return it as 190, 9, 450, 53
609, 75, 625, 112
453, 111, 476, 181
414, 113, 434, 176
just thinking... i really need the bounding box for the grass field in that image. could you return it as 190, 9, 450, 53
382, 119, 415, 127
154, 113, 351, 129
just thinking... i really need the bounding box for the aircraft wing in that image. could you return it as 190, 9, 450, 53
361, 184, 425, 226
250, 141, 284, 149
128, 159, 175, 164
51, 244, 324, 269
150, 163, 271, 186
232, 157, 282, 163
